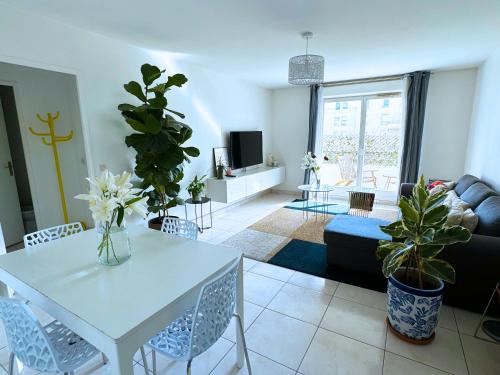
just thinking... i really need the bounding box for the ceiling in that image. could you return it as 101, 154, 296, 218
4, 0, 500, 88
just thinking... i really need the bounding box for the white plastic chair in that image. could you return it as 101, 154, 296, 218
140, 258, 251, 375
23, 222, 84, 248
0, 297, 100, 375
160, 217, 198, 240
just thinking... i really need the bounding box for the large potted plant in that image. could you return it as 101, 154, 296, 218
119, 64, 200, 230
377, 176, 471, 344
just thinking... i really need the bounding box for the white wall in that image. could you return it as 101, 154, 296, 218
465, 47, 500, 191
270, 86, 310, 192
420, 68, 477, 181
0, 4, 272, 226
270, 69, 477, 193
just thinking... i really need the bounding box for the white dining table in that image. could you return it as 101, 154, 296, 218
0, 225, 245, 374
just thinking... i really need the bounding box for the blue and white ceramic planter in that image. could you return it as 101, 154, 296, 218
387, 270, 444, 341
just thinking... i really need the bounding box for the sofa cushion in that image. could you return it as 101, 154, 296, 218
324, 215, 391, 241
474, 196, 500, 236
454, 174, 480, 196
460, 182, 497, 209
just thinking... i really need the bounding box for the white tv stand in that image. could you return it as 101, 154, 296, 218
207, 166, 285, 204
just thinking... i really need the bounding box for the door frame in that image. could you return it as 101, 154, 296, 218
0, 57, 94, 230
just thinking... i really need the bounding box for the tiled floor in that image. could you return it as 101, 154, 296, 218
1, 193, 499, 374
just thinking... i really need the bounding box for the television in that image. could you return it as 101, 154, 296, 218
230, 131, 263, 169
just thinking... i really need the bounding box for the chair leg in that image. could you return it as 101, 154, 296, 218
140, 346, 149, 374
187, 359, 192, 375
234, 313, 252, 375
102, 353, 108, 365
8, 352, 14, 375
152, 350, 157, 375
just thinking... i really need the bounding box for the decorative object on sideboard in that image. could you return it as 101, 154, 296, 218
29, 111, 73, 224
267, 153, 279, 167
288, 31, 325, 85
75, 170, 148, 266
376, 176, 471, 344
213, 147, 229, 179
118, 63, 200, 231
186, 174, 207, 202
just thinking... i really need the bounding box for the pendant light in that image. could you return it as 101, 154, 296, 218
288, 31, 325, 85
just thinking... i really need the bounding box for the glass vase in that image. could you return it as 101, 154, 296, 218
97, 219, 131, 266
312, 170, 321, 187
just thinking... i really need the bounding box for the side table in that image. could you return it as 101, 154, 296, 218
184, 197, 213, 233
475, 281, 500, 343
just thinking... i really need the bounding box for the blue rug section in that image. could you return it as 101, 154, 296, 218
324, 215, 391, 241
284, 199, 349, 215
268, 239, 387, 292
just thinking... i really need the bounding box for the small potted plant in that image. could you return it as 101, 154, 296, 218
187, 175, 207, 202
377, 176, 471, 344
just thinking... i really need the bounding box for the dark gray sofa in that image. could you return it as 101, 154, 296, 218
325, 174, 500, 312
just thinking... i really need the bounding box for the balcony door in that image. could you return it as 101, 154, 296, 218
319, 93, 404, 201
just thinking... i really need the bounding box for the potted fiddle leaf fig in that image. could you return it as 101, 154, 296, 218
377, 176, 471, 344
119, 63, 200, 230
187, 174, 207, 202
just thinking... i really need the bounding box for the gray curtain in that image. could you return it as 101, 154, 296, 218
400, 71, 431, 184
303, 84, 320, 187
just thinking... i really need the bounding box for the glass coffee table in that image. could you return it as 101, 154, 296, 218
297, 184, 336, 221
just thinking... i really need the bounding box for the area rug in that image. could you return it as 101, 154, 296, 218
268, 239, 387, 292
222, 201, 398, 262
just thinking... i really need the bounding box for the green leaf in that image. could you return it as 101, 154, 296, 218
117, 207, 124, 227
415, 184, 428, 210
399, 197, 419, 224
379, 220, 404, 237
376, 241, 406, 260
125, 196, 143, 206
141, 64, 163, 86
183, 146, 200, 157
421, 258, 456, 284
419, 244, 444, 258
144, 113, 162, 134
124, 81, 146, 102
125, 117, 150, 133
418, 227, 435, 244
433, 226, 471, 245
165, 73, 188, 88
118, 103, 137, 111
148, 96, 168, 109
422, 205, 448, 225
165, 108, 186, 119
382, 244, 413, 278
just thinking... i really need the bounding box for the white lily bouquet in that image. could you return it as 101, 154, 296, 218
300, 152, 328, 186
76, 170, 148, 266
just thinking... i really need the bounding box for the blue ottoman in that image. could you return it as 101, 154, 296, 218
324, 215, 391, 275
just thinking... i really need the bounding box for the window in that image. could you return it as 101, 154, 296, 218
319, 93, 403, 199
335, 102, 340, 110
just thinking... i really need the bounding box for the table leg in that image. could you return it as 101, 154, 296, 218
106, 345, 135, 375
200, 202, 204, 233
236, 256, 245, 369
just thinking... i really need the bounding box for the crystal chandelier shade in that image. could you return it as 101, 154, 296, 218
288, 32, 325, 85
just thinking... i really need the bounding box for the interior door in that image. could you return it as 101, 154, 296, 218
0, 99, 25, 246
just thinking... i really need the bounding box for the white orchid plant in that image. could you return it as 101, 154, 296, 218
75, 170, 149, 260
300, 152, 329, 183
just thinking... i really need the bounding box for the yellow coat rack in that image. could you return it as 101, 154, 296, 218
29, 112, 73, 224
